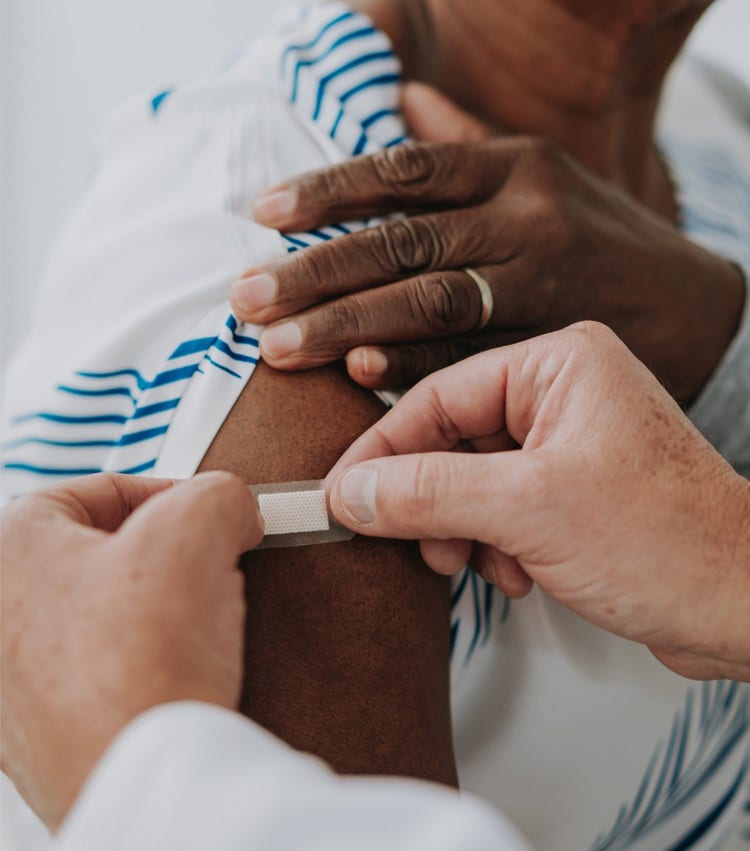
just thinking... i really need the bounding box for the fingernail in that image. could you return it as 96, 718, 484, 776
231, 273, 277, 315
260, 322, 303, 360
253, 190, 296, 224
339, 467, 378, 525
362, 348, 389, 378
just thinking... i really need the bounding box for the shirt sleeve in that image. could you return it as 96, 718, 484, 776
55, 702, 533, 851
687, 263, 750, 479
658, 55, 750, 480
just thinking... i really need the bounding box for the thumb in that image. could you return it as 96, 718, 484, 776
119, 471, 264, 568
402, 82, 492, 143
330, 451, 537, 551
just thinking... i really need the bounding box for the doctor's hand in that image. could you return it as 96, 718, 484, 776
0, 472, 262, 830
233, 84, 744, 405
326, 323, 750, 684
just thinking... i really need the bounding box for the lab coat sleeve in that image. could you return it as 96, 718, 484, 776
55, 702, 534, 851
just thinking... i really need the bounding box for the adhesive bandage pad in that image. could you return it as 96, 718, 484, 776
250, 480, 355, 549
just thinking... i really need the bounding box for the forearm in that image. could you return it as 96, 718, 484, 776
198, 363, 456, 784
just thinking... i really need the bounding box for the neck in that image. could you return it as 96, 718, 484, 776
351, 0, 710, 219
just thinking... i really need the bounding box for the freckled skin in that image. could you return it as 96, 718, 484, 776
198, 362, 457, 785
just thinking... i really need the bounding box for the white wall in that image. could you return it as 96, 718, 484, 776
1, 0, 749, 365
1, 0, 297, 366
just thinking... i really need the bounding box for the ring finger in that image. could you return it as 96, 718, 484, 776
258, 266, 518, 368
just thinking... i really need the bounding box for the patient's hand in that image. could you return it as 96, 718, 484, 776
233, 118, 744, 406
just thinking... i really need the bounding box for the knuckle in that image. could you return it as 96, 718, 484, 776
479, 557, 500, 589
566, 319, 618, 349
393, 338, 472, 387
410, 453, 452, 525
284, 244, 337, 298
423, 380, 461, 445
394, 343, 439, 387
513, 137, 571, 217
306, 166, 356, 210
369, 218, 443, 275
411, 274, 477, 334
564, 321, 630, 371
319, 299, 364, 341
515, 189, 575, 259
371, 144, 438, 194
100, 473, 130, 520
521, 184, 566, 226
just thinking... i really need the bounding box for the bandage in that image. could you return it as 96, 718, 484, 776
250, 480, 355, 549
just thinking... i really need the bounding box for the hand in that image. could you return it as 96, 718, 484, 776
326, 322, 750, 682
231, 85, 744, 403
0, 472, 263, 829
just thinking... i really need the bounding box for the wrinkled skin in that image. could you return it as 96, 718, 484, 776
233, 135, 744, 403
1, 472, 261, 830
325, 323, 750, 682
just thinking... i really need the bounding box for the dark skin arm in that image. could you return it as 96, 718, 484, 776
198, 361, 457, 784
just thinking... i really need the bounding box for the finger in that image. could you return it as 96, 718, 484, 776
232, 207, 504, 325
252, 140, 520, 232
120, 472, 264, 567
36, 473, 178, 532
328, 342, 542, 486
346, 332, 529, 392
402, 83, 492, 143
329, 451, 539, 551
473, 543, 533, 599
346, 341, 481, 391
257, 268, 505, 368
420, 537, 474, 575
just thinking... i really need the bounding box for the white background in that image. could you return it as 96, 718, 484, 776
1, 0, 749, 366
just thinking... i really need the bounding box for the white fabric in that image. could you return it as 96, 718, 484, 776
55, 702, 533, 851
2, 4, 750, 851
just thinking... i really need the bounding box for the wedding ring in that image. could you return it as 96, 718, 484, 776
463, 267, 494, 331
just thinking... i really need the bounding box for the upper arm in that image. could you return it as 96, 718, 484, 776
197, 362, 457, 785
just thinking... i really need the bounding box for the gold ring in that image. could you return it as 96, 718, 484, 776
463, 267, 493, 331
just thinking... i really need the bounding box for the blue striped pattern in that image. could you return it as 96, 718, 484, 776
150, 89, 172, 114
283, 35, 403, 152
4, 4, 403, 496
277, 1, 406, 257
3, 314, 258, 485
449, 568, 510, 665
591, 682, 749, 850
739, 785, 750, 843
661, 137, 750, 285
288, 26, 378, 102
